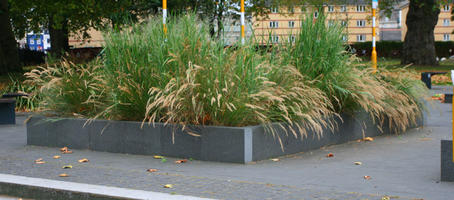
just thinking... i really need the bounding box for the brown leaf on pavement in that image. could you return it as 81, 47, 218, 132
326, 153, 334, 158
147, 169, 158, 172
175, 159, 188, 164
62, 165, 73, 169
78, 158, 89, 163
59, 173, 69, 177
271, 158, 280, 162
53, 155, 61, 159
60, 147, 73, 154
35, 158, 46, 164
364, 175, 371, 180
354, 162, 362, 165
164, 184, 173, 188
363, 137, 374, 142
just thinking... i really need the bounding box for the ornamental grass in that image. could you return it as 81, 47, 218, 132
25, 13, 427, 141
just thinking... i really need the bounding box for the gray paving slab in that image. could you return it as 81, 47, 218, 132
0, 174, 208, 200
0, 87, 453, 199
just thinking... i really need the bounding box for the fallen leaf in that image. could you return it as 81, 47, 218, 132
154, 155, 164, 159
326, 153, 334, 157
382, 196, 390, 200
271, 158, 280, 162
35, 158, 46, 164
164, 184, 173, 188
161, 158, 167, 163
354, 162, 362, 165
356, 139, 362, 142
62, 165, 73, 169
78, 158, 89, 163
53, 155, 61, 159
363, 137, 374, 142
60, 147, 73, 154
147, 169, 158, 172
59, 173, 69, 177
364, 175, 371, 180
419, 138, 432, 141
175, 159, 188, 164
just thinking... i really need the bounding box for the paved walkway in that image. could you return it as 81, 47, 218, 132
0, 86, 453, 200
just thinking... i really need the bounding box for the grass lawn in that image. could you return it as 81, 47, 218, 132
375, 58, 454, 72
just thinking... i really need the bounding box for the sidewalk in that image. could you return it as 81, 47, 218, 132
0, 86, 453, 200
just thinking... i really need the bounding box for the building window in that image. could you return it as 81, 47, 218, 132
444, 34, 450, 41
328, 20, 335, 27
443, 19, 450, 26
357, 20, 366, 27
270, 35, 279, 43
289, 21, 295, 28
271, 7, 278, 13
288, 35, 296, 43
342, 35, 348, 42
357, 35, 366, 42
443, 5, 450, 11
340, 5, 347, 12
289, 7, 295, 13
314, 11, 319, 18
341, 20, 348, 26
269, 21, 279, 28
328, 5, 335, 12
357, 5, 366, 12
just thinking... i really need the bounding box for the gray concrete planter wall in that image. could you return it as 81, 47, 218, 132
441, 140, 454, 182
27, 113, 423, 163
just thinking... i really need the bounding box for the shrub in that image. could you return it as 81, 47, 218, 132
278, 12, 426, 133
1, 76, 40, 112
27, 13, 427, 140
25, 60, 105, 117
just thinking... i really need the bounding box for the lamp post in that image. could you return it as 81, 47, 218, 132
371, 0, 378, 72
240, 0, 245, 44
163, 0, 167, 36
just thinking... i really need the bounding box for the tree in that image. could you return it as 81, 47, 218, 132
401, 0, 440, 65
0, 0, 20, 74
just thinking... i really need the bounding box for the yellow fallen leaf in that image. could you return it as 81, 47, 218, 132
147, 169, 158, 172
354, 162, 362, 165
53, 155, 61, 159
164, 184, 173, 188
271, 158, 280, 162
381, 196, 390, 200
363, 137, 374, 142
154, 155, 164, 159
59, 173, 69, 177
364, 175, 371, 180
62, 165, 73, 169
78, 158, 89, 163
35, 158, 43, 162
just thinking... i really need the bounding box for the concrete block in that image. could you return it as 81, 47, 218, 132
441, 140, 454, 182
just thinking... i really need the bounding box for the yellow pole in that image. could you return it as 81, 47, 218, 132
372, 0, 378, 72
163, 0, 167, 36
240, 0, 245, 44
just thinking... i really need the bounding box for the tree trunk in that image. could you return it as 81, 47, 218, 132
48, 16, 69, 59
401, 0, 439, 65
0, 0, 21, 74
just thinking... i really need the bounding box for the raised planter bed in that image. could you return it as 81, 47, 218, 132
27, 112, 423, 163
441, 140, 454, 182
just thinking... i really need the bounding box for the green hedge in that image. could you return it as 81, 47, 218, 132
349, 41, 454, 59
